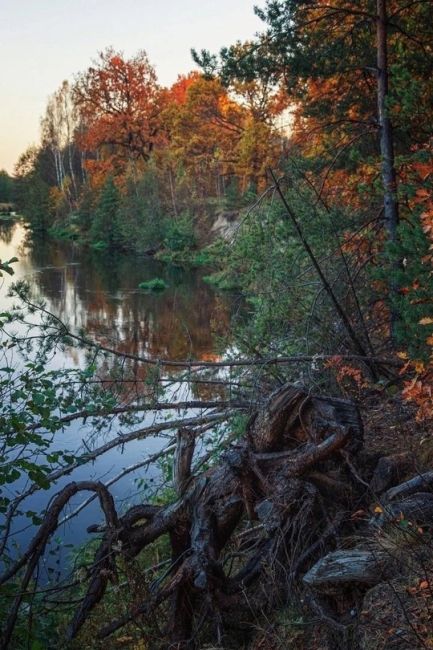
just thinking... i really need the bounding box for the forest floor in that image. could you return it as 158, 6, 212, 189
248, 390, 433, 650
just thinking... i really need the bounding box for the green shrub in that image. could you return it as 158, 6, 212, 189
48, 224, 79, 241
138, 278, 168, 291
90, 176, 122, 249
163, 212, 196, 252
203, 271, 240, 291
91, 240, 109, 250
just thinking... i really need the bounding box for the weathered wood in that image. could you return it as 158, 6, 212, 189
2, 382, 365, 648
250, 384, 306, 451
92, 385, 362, 641
303, 550, 390, 593
371, 492, 433, 528
311, 394, 364, 451
385, 471, 433, 502
173, 427, 196, 495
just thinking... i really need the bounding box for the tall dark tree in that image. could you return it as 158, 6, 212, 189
377, 0, 399, 244
198, 0, 433, 344
0, 170, 14, 204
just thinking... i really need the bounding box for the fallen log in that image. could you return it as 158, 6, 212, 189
371, 492, 433, 528
385, 471, 433, 502
302, 549, 393, 640
303, 549, 390, 593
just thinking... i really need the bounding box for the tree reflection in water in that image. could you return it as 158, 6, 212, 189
0, 221, 241, 400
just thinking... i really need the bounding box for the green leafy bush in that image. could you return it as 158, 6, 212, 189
138, 278, 168, 291
163, 212, 196, 252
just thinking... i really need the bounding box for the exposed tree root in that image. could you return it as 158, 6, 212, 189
2, 383, 432, 650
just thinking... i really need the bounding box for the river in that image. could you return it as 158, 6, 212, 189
0, 219, 237, 574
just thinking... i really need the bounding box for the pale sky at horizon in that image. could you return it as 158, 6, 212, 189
0, 0, 265, 174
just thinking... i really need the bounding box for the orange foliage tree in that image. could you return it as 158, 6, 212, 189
73, 48, 162, 182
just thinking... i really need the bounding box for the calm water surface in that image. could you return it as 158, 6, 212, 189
0, 220, 237, 569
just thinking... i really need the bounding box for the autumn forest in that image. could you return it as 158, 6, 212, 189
1, 1, 433, 649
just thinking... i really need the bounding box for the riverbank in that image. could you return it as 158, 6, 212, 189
0, 219, 238, 556
6, 380, 433, 650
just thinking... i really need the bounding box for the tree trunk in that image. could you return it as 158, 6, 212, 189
377, 0, 400, 339
377, 0, 399, 242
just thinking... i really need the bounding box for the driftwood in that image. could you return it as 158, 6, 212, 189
303, 549, 390, 593
2, 376, 433, 649
0, 383, 367, 649
81, 385, 365, 646
173, 427, 196, 495
371, 492, 433, 528
302, 466, 433, 647
302, 549, 392, 634
385, 470, 433, 502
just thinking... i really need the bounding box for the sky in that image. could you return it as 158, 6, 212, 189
0, 0, 265, 174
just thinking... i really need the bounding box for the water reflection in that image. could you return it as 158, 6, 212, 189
0, 220, 14, 245
0, 221, 233, 365
0, 220, 239, 556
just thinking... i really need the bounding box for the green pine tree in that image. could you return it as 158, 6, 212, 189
91, 176, 122, 249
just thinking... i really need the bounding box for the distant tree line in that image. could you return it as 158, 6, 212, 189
0, 170, 15, 206
10, 0, 433, 411
14, 49, 288, 250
